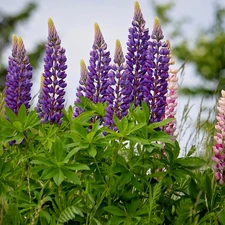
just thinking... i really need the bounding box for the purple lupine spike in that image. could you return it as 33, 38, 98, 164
37, 18, 67, 124
85, 23, 111, 104
164, 41, 178, 136
74, 60, 88, 117
5, 35, 33, 115
145, 17, 169, 123
104, 40, 125, 128
213, 90, 225, 185
121, 1, 150, 116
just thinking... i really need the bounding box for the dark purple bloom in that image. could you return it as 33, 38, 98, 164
73, 60, 88, 117
121, 1, 150, 116
104, 40, 126, 128
85, 23, 111, 104
4, 35, 33, 115
145, 18, 169, 123
37, 18, 67, 124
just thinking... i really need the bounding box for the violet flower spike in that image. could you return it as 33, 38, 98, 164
145, 17, 169, 123
74, 60, 88, 117
121, 1, 150, 116
212, 90, 225, 185
5, 35, 33, 115
104, 40, 125, 128
37, 18, 67, 124
85, 23, 111, 104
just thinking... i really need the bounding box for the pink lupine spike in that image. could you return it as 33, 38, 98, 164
164, 41, 178, 137
213, 90, 225, 184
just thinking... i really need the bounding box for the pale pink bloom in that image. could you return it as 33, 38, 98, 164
213, 90, 225, 184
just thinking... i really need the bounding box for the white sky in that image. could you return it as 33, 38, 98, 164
1, 0, 224, 150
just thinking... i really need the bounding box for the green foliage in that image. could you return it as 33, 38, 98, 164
0, 102, 224, 224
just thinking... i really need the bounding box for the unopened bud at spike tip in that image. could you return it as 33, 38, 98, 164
48, 18, 54, 29
12, 34, 17, 44
134, 1, 144, 22
40, 73, 44, 89
17, 36, 24, 49
12, 34, 18, 57
80, 59, 88, 84
114, 39, 125, 64
222, 90, 225, 98
152, 17, 164, 41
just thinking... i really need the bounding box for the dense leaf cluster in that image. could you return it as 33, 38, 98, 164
0, 101, 224, 224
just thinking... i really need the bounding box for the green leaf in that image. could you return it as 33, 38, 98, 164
149, 131, 173, 144
5, 107, 18, 122
88, 144, 97, 157
13, 121, 23, 131
113, 116, 122, 133
18, 104, 26, 123
61, 167, 80, 184
42, 167, 58, 179
86, 131, 96, 143
53, 137, 64, 162
104, 206, 126, 216
53, 168, 64, 186
126, 135, 150, 145
24, 110, 40, 129
187, 145, 197, 157
148, 118, 174, 131
58, 205, 84, 223
219, 209, 225, 224
73, 122, 87, 139
176, 157, 206, 169
128, 122, 146, 133
64, 163, 90, 171
30, 158, 55, 167
121, 117, 128, 133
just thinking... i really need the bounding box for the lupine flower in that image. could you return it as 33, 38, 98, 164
37, 18, 67, 124
104, 40, 125, 128
85, 23, 111, 104
121, 1, 150, 116
212, 90, 225, 184
36, 73, 44, 114
5, 35, 33, 115
145, 17, 169, 123
164, 41, 178, 136
74, 60, 88, 117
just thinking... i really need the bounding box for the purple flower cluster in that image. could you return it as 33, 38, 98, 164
120, 1, 150, 116
4, 2, 176, 136
104, 40, 126, 127
85, 23, 111, 104
37, 18, 67, 124
73, 60, 88, 117
145, 18, 169, 123
5, 35, 32, 115
213, 90, 225, 184
73, 2, 173, 130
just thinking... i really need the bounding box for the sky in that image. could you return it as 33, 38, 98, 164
1, 0, 224, 150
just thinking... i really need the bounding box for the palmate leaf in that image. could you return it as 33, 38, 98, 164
104, 206, 126, 217
57, 205, 84, 224
149, 181, 162, 213
174, 198, 193, 225
175, 157, 206, 169
53, 168, 64, 186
